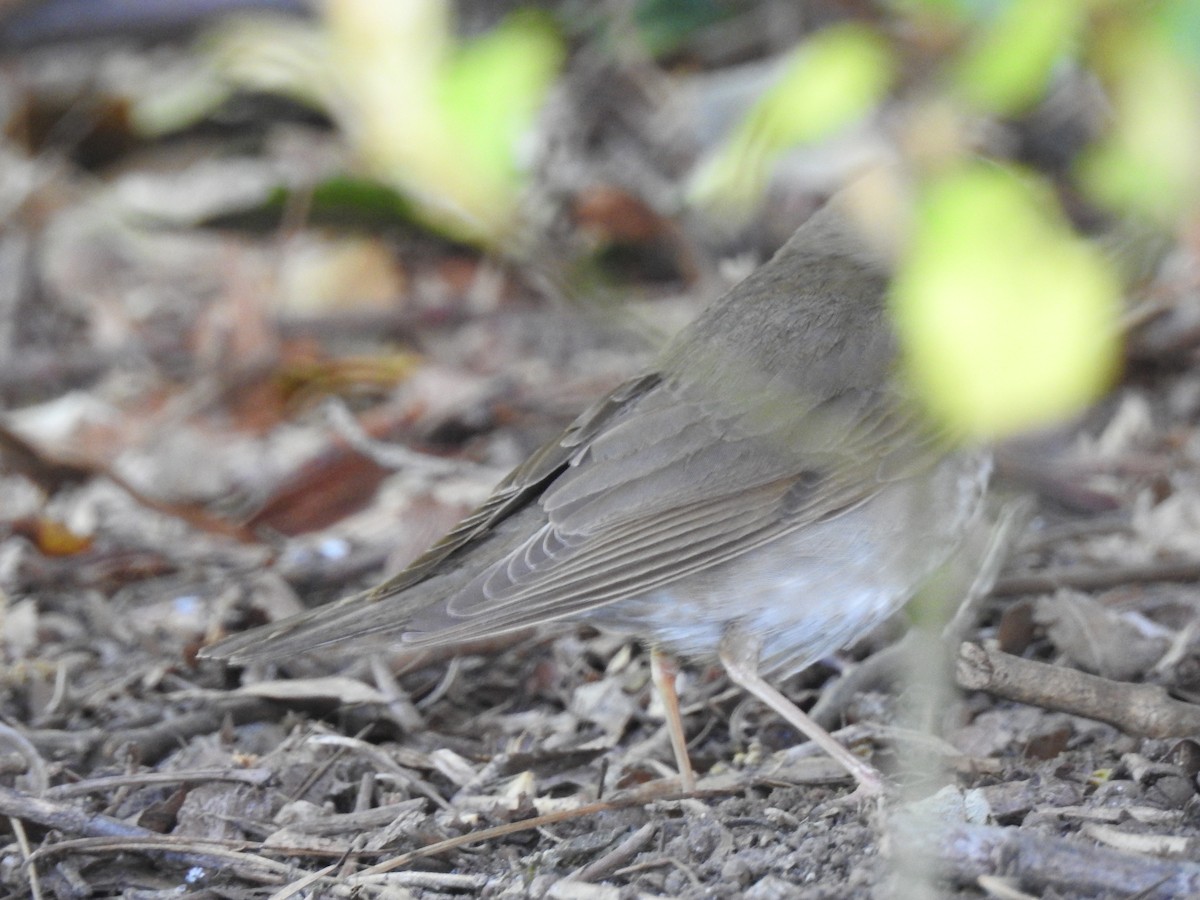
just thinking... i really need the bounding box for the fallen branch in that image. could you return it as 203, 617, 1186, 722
992, 559, 1200, 597
0, 785, 257, 875
889, 818, 1200, 899
955, 643, 1200, 738
352, 757, 845, 879
25, 698, 282, 766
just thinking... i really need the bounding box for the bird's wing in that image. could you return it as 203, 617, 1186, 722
398, 375, 934, 643
361, 372, 665, 598
202, 200, 941, 664
203, 364, 934, 662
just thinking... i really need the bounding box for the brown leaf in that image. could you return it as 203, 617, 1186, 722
10, 517, 93, 556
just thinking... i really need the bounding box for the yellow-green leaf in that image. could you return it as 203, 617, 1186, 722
440, 11, 565, 230
690, 24, 893, 212
324, 0, 563, 244
1079, 29, 1200, 220
892, 165, 1121, 437
953, 0, 1085, 115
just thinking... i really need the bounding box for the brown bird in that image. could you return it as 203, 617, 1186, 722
202, 194, 990, 794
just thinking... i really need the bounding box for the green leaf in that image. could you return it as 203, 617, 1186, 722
196, 176, 423, 232
690, 24, 894, 212
892, 165, 1121, 437
953, 0, 1085, 114
440, 11, 565, 224
325, 0, 563, 244
1079, 27, 1200, 220
1148, 0, 1200, 66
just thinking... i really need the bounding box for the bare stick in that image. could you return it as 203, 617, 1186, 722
889, 818, 1200, 899
956, 643, 1200, 738
992, 559, 1200, 597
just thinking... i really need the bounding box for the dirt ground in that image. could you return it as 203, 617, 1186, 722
3, 3, 1200, 898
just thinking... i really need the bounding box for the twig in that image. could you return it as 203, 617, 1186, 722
0, 785, 267, 877
26, 835, 292, 883
888, 818, 1200, 899
44, 767, 274, 800
9, 817, 43, 900
992, 560, 1200, 597
361, 872, 489, 891
265, 863, 339, 900
350, 765, 831, 880
570, 821, 657, 883
0, 720, 49, 794
955, 643, 1200, 738
98, 698, 282, 764
368, 656, 425, 732
305, 733, 452, 811
26, 699, 282, 765
0, 785, 163, 842
352, 790, 680, 878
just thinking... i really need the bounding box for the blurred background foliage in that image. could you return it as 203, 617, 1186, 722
2, 0, 1197, 439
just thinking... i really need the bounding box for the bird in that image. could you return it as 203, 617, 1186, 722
201, 191, 991, 795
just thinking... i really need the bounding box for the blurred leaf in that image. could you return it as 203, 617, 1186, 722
327, 0, 564, 244
277, 352, 422, 407
1150, 0, 1200, 65
133, 15, 332, 136
327, 0, 451, 199
690, 24, 894, 213
305, 176, 421, 225
153, 2, 562, 246
246, 434, 392, 535
278, 237, 408, 316
953, 0, 1085, 114
889, 0, 974, 17
1079, 24, 1200, 220
200, 175, 422, 231
206, 15, 333, 109
892, 164, 1121, 437
11, 518, 93, 557
439, 11, 565, 230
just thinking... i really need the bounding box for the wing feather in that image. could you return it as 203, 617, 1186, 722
201, 202, 951, 665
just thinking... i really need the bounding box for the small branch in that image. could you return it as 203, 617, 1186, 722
353, 760, 841, 879
992, 560, 1200, 597
45, 767, 274, 800
26, 835, 292, 884
98, 698, 282, 764
955, 643, 1200, 738
23, 699, 284, 766
0, 785, 234, 872
571, 822, 658, 883
889, 818, 1200, 899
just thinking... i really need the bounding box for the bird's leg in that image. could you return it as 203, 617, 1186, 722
650, 648, 696, 792
718, 627, 884, 797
